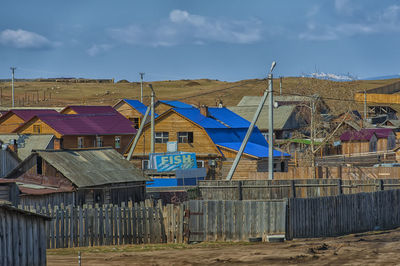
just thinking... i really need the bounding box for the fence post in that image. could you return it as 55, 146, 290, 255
237, 181, 242, 200
337, 179, 343, 195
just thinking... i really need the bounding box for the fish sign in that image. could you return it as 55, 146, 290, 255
155, 153, 197, 172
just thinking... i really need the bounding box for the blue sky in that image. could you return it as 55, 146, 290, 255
1, 0, 400, 81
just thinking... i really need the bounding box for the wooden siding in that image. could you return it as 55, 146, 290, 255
155, 102, 173, 115
355, 92, 400, 105
132, 111, 221, 155
0, 114, 25, 133
62, 135, 133, 154
342, 138, 391, 155
114, 101, 143, 122
15, 117, 62, 138
0, 149, 19, 178
0, 206, 48, 266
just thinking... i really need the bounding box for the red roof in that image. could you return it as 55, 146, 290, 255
340, 128, 394, 141
61, 105, 117, 114
9, 109, 59, 121
15, 113, 137, 135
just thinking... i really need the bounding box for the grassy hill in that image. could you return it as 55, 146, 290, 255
1, 77, 400, 115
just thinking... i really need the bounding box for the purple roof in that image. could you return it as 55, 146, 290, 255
23, 113, 136, 135
9, 109, 58, 121
340, 128, 394, 141
62, 105, 117, 114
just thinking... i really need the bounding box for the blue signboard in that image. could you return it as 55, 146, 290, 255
155, 153, 197, 172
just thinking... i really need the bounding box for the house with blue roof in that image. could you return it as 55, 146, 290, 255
114, 99, 158, 129
126, 105, 290, 180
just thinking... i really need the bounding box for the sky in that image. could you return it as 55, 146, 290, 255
1, 0, 400, 82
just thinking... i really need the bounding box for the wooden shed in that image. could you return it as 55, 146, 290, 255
6, 148, 151, 206
0, 141, 20, 178
340, 128, 396, 155
0, 202, 50, 266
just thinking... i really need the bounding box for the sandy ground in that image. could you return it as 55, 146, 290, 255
47, 228, 400, 266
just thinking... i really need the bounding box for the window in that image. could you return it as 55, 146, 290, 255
142, 160, 149, 170
37, 156, 43, 175
33, 125, 41, 134
178, 132, 193, 143
77, 137, 84, 148
155, 132, 169, 143
133, 118, 140, 129
115, 136, 121, 148
96, 136, 103, 147
197, 160, 205, 168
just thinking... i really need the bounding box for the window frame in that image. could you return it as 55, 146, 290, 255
77, 137, 84, 148
33, 124, 41, 134
155, 132, 169, 143
178, 131, 194, 143
96, 136, 103, 147
115, 136, 121, 148
142, 160, 149, 170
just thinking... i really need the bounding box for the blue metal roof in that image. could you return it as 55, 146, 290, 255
217, 142, 290, 158
173, 108, 226, 128
159, 100, 194, 109
208, 107, 251, 128
123, 99, 158, 117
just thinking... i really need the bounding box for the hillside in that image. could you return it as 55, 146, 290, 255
1, 77, 400, 114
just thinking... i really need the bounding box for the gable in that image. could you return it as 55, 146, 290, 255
0, 113, 25, 133
13, 117, 62, 138
60, 107, 77, 115
155, 102, 173, 115
114, 101, 143, 119
132, 111, 222, 156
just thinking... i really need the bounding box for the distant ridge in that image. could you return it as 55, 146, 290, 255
363, 75, 400, 81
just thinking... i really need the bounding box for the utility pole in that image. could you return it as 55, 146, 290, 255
268, 66, 275, 180
364, 90, 367, 124
139, 73, 145, 103
10, 67, 16, 108
279, 76, 282, 95
310, 94, 319, 179
149, 84, 155, 154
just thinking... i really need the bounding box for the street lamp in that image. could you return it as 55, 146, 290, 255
268, 61, 276, 180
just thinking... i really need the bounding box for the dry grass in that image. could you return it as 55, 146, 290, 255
1, 77, 399, 114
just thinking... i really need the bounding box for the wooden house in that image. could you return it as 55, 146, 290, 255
5, 148, 150, 206
0, 203, 50, 266
127, 106, 290, 180
228, 105, 309, 139
340, 128, 396, 155
0, 109, 58, 133
12, 113, 136, 154
114, 99, 158, 129
154, 100, 194, 115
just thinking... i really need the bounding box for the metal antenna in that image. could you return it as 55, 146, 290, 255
139, 73, 145, 103
10, 67, 16, 107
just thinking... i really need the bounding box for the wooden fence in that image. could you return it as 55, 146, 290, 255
199, 179, 400, 200
22, 200, 187, 249
188, 200, 286, 242
287, 189, 400, 239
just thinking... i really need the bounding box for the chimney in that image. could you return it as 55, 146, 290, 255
8, 139, 17, 154
200, 105, 209, 117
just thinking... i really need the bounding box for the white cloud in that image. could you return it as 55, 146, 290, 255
86, 44, 112, 56
0, 29, 58, 49
300, 4, 400, 41
108, 9, 262, 46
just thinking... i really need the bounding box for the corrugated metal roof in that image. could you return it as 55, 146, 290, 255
23, 113, 137, 135
173, 108, 226, 128
36, 148, 150, 187
227, 105, 297, 130
122, 99, 159, 117
0, 134, 54, 160
237, 96, 310, 106
8, 109, 59, 121
159, 100, 194, 109
208, 108, 251, 128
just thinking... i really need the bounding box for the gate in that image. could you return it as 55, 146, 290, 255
188, 200, 287, 242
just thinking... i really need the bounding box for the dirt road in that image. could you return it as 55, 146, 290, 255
47, 228, 400, 265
